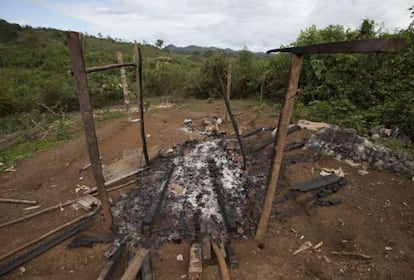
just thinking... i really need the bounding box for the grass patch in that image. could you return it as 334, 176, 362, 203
0, 137, 71, 170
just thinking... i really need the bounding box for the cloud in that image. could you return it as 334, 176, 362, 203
42, 0, 412, 51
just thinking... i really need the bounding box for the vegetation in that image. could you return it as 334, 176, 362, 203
0, 12, 413, 167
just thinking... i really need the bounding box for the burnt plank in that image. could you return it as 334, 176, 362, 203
267, 38, 406, 54
141, 163, 175, 234
208, 159, 237, 232
293, 174, 342, 192
225, 242, 239, 268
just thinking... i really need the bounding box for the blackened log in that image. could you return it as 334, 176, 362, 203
141, 163, 175, 234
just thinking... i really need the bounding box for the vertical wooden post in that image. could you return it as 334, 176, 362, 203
116, 51, 131, 121
224, 58, 232, 122
255, 54, 303, 244
66, 32, 113, 231
134, 45, 150, 166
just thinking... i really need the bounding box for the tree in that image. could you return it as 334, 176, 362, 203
155, 39, 164, 48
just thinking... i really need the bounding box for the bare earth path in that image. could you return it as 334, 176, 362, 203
0, 99, 413, 280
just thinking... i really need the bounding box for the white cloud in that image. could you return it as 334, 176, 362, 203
43, 0, 412, 51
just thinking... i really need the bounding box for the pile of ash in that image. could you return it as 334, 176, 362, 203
112, 139, 253, 249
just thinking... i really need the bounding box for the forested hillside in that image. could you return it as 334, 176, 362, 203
0, 17, 413, 141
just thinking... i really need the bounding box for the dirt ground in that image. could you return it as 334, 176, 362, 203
0, 99, 413, 280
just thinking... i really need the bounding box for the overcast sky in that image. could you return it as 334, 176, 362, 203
0, 0, 412, 51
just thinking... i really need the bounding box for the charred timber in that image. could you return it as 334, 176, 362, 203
141, 163, 175, 234
208, 159, 237, 232
267, 38, 406, 54
215, 67, 247, 170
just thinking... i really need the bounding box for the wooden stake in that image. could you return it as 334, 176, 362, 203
66, 31, 113, 231
120, 247, 150, 280
224, 58, 232, 122
255, 54, 304, 244
116, 51, 131, 120
134, 45, 150, 166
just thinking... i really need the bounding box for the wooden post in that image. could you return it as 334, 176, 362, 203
66, 31, 113, 231
224, 58, 232, 122
255, 54, 304, 244
134, 45, 150, 166
116, 51, 131, 121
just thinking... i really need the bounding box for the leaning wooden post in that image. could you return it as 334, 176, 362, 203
255, 54, 304, 244
134, 45, 150, 166
117, 51, 131, 121
224, 58, 232, 122
66, 32, 113, 231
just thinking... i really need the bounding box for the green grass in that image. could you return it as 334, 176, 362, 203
0, 138, 71, 170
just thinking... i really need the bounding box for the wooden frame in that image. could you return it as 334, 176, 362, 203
66, 32, 150, 230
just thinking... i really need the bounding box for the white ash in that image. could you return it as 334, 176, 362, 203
112, 139, 247, 247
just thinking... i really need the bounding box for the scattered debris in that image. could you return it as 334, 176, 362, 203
202, 117, 222, 136
358, 169, 369, 176
319, 167, 345, 177
23, 205, 42, 211
330, 251, 371, 261
76, 195, 101, 211
293, 241, 313, 255
75, 184, 91, 196
297, 120, 330, 131
313, 241, 324, 250
68, 234, 114, 248
306, 125, 414, 176
176, 254, 184, 262
4, 166, 17, 172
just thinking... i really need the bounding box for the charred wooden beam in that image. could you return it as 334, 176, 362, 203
267, 38, 406, 54
0, 214, 95, 276
215, 67, 247, 170
225, 242, 239, 269
141, 252, 153, 280
208, 159, 237, 232
141, 163, 175, 234
96, 243, 125, 280
201, 236, 211, 266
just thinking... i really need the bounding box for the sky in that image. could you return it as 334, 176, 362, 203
0, 0, 412, 52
